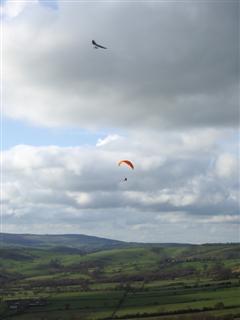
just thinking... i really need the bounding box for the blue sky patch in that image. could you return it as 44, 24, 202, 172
39, 0, 58, 10
3, 117, 104, 149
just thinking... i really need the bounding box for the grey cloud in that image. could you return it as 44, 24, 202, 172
5, 1, 239, 129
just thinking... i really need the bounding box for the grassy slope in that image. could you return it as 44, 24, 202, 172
1, 244, 240, 278
1, 242, 240, 320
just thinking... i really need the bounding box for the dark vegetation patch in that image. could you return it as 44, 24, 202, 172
0, 248, 36, 261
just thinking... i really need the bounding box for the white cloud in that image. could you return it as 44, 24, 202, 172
202, 215, 240, 224
96, 134, 122, 147
1, 0, 31, 19
2, 129, 239, 242
215, 153, 238, 178
67, 191, 91, 206
156, 211, 188, 224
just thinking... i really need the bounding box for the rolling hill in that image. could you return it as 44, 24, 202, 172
0, 233, 128, 252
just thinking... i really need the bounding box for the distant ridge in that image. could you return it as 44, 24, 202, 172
0, 232, 195, 252
2, 233, 236, 252
0, 233, 127, 252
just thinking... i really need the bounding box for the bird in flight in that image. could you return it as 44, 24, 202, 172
92, 40, 107, 49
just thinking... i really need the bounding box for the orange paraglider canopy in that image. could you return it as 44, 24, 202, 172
118, 160, 134, 170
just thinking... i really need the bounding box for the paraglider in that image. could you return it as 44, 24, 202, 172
118, 160, 134, 170
118, 160, 134, 182
92, 40, 107, 49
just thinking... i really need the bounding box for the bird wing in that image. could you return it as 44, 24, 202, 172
92, 40, 107, 49
97, 44, 107, 49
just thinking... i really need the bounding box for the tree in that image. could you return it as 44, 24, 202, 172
207, 262, 233, 280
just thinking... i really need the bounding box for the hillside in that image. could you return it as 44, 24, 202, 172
0, 233, 194, 252
1, 240, 239, 282
0, 233, 128, 252
1, 235, 240, 320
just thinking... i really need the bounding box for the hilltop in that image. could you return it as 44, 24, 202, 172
0, 232, 127, 252
0, 232, 193, 252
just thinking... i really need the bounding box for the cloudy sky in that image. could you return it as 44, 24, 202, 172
1, 0, 239, 243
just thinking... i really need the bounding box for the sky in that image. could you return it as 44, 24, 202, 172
1, 0, 239, 243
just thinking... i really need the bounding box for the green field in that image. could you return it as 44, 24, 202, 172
1, 235, 240, 319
